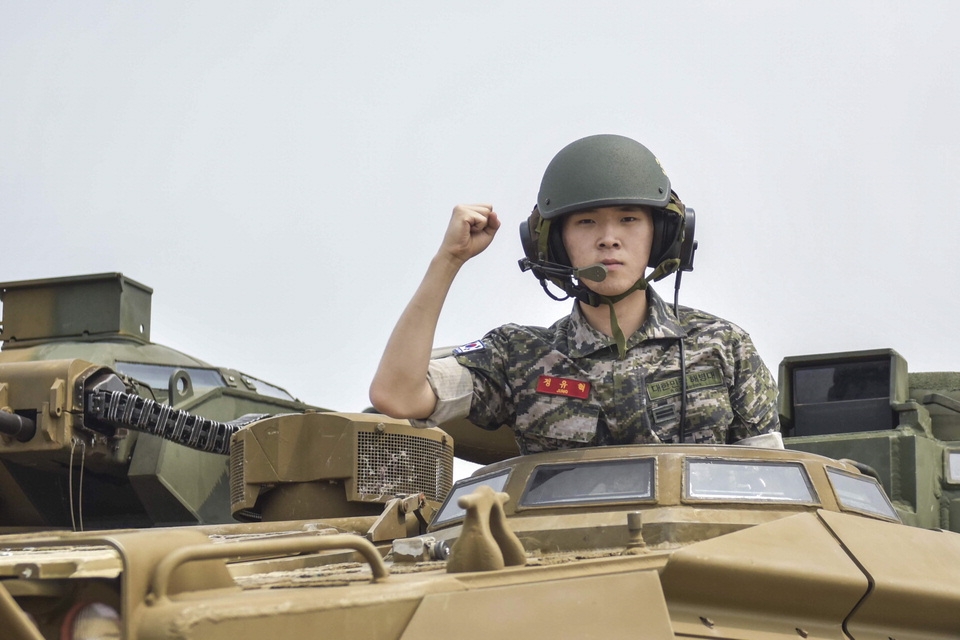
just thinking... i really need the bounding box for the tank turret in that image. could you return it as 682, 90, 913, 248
0, 273, 454, 532
434, 344, 960, 533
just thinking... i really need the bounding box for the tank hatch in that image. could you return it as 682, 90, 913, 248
0, 272, 152, 345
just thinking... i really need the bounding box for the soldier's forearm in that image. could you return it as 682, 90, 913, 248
369, 253, 463, 418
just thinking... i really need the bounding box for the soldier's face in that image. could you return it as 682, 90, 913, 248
561, 206, 653, 296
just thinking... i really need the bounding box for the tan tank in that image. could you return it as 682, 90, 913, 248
2, 273, 960, 638
2, 440, 959, 639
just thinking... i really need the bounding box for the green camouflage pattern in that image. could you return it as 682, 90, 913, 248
455, 287, 779, 454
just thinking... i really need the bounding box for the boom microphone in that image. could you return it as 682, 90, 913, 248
573, 264, 608, 282
518, 258, 608, 282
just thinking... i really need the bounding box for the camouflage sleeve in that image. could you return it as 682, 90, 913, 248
453, 326, 517, 432
726, 331, 781, 442
408, 356, 473, 429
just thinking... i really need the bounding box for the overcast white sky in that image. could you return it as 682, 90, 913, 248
3, 2, 959, 432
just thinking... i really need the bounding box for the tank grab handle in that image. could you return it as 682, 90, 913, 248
150, 534, 389, 601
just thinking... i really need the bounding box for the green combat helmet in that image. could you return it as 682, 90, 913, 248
518, 134, 687, 357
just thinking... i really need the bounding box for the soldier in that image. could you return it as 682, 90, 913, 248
370, 134, 780, 453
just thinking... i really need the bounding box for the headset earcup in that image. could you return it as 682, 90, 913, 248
521, 207, 572, 267
519, 215, 539, 262
649, 211, 683, 267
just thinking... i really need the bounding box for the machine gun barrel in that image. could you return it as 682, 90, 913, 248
0, 410, 35, 442
84, 387, 267, 455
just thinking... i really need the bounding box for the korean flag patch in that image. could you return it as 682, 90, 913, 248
454, 340, 485, 355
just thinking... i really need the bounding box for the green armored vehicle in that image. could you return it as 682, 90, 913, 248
2, 272, 960, 638
0, 273, 453, 531
778, 348, 960, 532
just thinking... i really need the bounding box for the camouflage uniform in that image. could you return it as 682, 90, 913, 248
421, 287, 779, 454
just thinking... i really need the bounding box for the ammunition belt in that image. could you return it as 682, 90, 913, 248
85, 389, 264, 455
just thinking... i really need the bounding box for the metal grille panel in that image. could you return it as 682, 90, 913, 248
356, 431, 453, 502
229, 437, 245, 508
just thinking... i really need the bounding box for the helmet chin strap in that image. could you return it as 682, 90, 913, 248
592, 258, 681, 360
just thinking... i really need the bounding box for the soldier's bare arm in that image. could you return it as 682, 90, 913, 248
369, 204, 500, 419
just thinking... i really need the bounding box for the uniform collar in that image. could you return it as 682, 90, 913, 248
565, 287, 686, 358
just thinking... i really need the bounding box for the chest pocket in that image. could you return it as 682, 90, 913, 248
515, 390, 601, 447
646, 367, 734, 443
